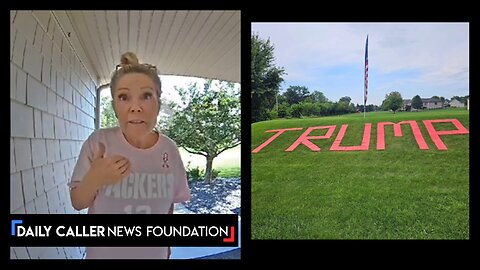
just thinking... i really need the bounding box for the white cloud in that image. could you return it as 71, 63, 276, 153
252, 22, 469, 105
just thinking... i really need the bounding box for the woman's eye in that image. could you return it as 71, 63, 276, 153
118, 94, 128, 101
144, 93, 153, 100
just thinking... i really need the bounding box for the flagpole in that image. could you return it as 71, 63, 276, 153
364, 34, 368, 119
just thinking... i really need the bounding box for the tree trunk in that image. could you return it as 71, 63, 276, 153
204, 156, 214, 183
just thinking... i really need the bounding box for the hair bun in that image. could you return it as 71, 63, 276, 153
120, 52, 139, 65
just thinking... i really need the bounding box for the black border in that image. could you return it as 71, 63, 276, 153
6, 7, 247, 269
247, 8, 478, 257
6, 4, 479, 267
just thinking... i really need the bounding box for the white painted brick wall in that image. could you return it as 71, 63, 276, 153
42, 112, 55, 139
77, 125, 82, 140
53, 161, 66, 185
10, 138, 16, 173
53, 26, 63, 52
33, 193, 49, 214
27, 247, 44, 259
56, 96, 63, 118
62, 57, 69, 87
72, 73, 79, 91
58, 184, 69, 207
42, 57, 51, 87
34, 167, 45, 196
32, 10, 50, 32
16, 68, 27, 104
27, 75, 47, 111
60, 140, 72, 160
52, 46, 62, 76
21, 169, 36, 203
13, 247, 30, 259
69, 102, 76, 122
42, 32, 53, 62
24, 43, 43, 82
63, 247, 82, 259
11, 63, 16, 99
42, 247, 63, 259
73, 88, 79, 105
46, 14, 55, 37
25, 200, 36, 213
71, 122, 79, 140
10, 247, 16, 259
56, 71, 65, 98
42, 164, 55, 191
11, 27, 16, 60
65, 120, 72, 140
56, 247, 67, 258
62, 99, 70, 120
47, 187, 60, 213
12, 206, 26, 214
64, 81, 73, 103
67, 159, 76, 179
33, 109, 42, 138
13, 11, 36, 43
11, 10, 99, 259
11, 101, 34, 138
12, 30, 26, 68
54, 116, 65, 139
69, 140, 77, 159
53, 140, 61, 162
14, 138, 32, 171
50, 65, 57, 92
45, 139, 56, 163
87, 114, 95, 128
33, 25, 43, 53
10, 172, 24, 212
47, 89, 56, 114
31, 139, 48, 167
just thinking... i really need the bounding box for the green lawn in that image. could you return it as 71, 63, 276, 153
180, 145, 241, 178
251, 108, 469, 239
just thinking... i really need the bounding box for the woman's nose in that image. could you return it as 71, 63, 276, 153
130, 104, 142, 112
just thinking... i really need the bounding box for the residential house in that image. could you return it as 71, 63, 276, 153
403, 97, 443, 110
450, 98, 465, 108
422, 98, 443, 109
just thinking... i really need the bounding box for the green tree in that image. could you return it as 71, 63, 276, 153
251, 33, 286, 122
100, 95, 118, 128
339, 96, 351, 104
283, 85, 310, 105
382, 91, 404, 113
310, 91, 328, 103
412, 95, 423, 110
165, 80, 241, 183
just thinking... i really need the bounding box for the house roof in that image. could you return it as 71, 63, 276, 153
422, 98, 442, 103
48, 10, 240, 86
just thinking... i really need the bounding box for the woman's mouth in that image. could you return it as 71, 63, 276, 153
128, 120, 145, 124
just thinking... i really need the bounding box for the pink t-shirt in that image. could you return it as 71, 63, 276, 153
70, 127, 191, 259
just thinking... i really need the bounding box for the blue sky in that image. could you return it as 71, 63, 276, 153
251, 23, 469, 106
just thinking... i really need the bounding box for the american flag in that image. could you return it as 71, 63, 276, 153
364, 35, 369, 105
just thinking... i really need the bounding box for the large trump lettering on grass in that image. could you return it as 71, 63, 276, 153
252, 119, 469, 153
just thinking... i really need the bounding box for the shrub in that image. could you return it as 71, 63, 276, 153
186, 161, 204, 181
211, 169, 221, 180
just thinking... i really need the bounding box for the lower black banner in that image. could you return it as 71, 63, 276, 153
9, 214, 239, 247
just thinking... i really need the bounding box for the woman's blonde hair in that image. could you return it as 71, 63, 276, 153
110, 52, 162, 106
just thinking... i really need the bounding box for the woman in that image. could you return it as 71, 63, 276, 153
69, 52, 191, 259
